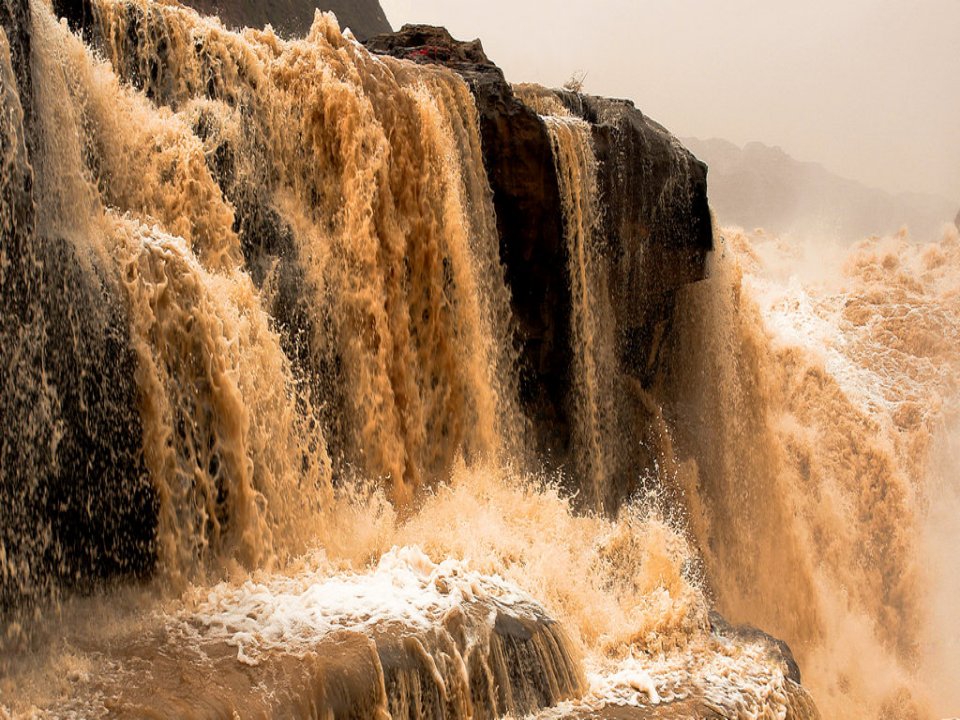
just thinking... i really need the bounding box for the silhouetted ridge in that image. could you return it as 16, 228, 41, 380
685, 137, 955, 241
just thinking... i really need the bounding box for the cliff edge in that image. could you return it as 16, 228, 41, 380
53, 0, 392, 38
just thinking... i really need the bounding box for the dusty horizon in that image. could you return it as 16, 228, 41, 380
380, 0, 960, 204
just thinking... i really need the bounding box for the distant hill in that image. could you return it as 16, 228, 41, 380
183, 0, 391, 39
684, 137, 956, 242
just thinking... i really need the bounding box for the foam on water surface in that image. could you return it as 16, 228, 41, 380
189, 546, 535, 665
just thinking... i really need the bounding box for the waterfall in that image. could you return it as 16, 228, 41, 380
514, 89, 615, 511
89, 0, 520, 506
24, 0, 333, 584
4, 0, 954, 718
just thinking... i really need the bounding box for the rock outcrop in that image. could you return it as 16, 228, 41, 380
53, 0, 392, 39
553, 90, 712, 385
708, 611, 802, 685
367, 25, 577, 471
35, 561, 585, 719
365, 25, 712, 506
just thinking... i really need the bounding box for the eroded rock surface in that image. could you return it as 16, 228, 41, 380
25, 552, 585, 719
366, 25, 713, 507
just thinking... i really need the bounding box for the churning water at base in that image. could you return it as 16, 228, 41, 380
4, 463, 817, 719
0, 0, 957, 718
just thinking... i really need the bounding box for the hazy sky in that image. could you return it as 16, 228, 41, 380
380, 0, 960, 201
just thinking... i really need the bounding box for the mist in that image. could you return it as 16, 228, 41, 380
380, 0, 960, 202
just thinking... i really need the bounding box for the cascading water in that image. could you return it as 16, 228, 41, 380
90, 0, 520, 504
24, 0, 333, 583
515, 79, 959, 717
661, 226, 960, 719
0, 0, 954, 718
514, 85, 619, 511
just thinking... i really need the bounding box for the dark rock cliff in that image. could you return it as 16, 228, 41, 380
554, 90, 712, 385
53, 0, 392, 39
182, 0, 391, 38
365, 25, 713, 505
366, 25, 577, 474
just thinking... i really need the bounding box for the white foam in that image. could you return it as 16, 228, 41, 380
586, 657, 663, 705
745, 273, 892, 413
529, 640, 794, 719
187, 546, 534, 664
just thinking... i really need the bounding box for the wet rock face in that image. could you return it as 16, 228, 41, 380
0, 0, 31, 122
189, 107, 349, 473
1, 0, 155, 611
556, 92, 712, 386
36, 569, 585, 719
376, 611, 583, 719
368, 25, 577, 466
29, 240, 156, 594
708, 611, 802, 685
365, 25, 713, 492
0, 0, 46, 609
456, 62, 578, 467
538, 690, 820, 719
